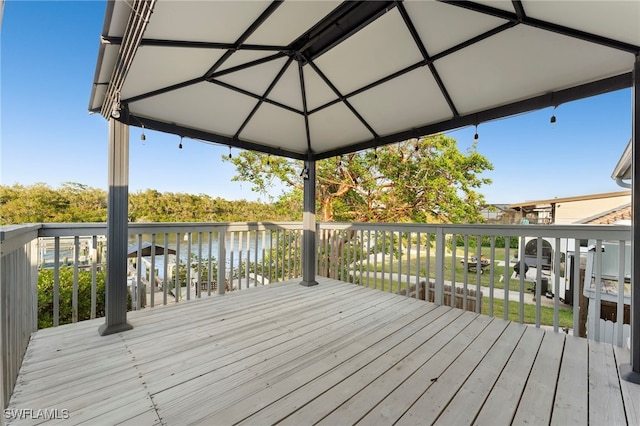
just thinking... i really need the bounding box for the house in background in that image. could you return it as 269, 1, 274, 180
479, 203, 511, 224
508, 190, 631, 224
579, 139, 634, 347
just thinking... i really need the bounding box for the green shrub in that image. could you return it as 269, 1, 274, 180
37, 267, 131, 329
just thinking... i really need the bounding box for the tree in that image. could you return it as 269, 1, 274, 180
225, 135, 493, 223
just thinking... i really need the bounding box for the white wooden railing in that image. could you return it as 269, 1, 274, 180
35, 222, 303, 317
0, 225, 39, 412
0, 221, 633, 409
317, 222, 632, 346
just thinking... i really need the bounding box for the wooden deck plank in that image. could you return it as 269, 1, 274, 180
431, 322, 528, 425
512, 330, 566, 426
136, 289, 398, 376
473, 326, 545, 425
614, 345, 640, 426
155, 297, 438, 425
588, 340, 626, 426
129, 285, 393, 366
144, 291, 416, 396
6, 277, 635, 426
394, 318, 512, 425
114, 408, 162, 426
241, 305, 459, 425
551, 335, 588, 426
53, 389, 155, 426
348, 314, 494, 426
22, 282, 369, 388
283, 308, 476, 426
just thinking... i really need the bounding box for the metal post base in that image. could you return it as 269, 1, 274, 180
98, 321, 133, 336
620, 363, 640, 385
299, 279, 318, 287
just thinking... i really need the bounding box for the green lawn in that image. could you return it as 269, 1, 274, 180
362, 247, 530, 291
354, 276, 573, 329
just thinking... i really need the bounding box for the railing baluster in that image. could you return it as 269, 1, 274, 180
535, 237, 542, 328
434, 228, 444, 306
519, 236, 526, 324
462, 235, 469, 311
72, 236, 79, 323
91, 235, 97, 319
553, 239, 561, 332
346, 230, 351, 283
163, 233, 169, 305
217, 231, 226, 295
617, 240, 625, 347
149, 234, 156, 307
280, 229, 285, 282
238, 236, 243, 290
414, 232, 420, 298
197, 232, 203, 298
287, 230, 292, 280
504, 239, 510, 321
381, 231, 387, 292
386, 231, 391, 292
186, 233, 192, 300
261, 230, 266, 285
175, 233, 181, 303
397, 232, 402, 295
359, 230, 364, 287
268, 230, 273, 283
475, 236, 481, 314
594, 239, 603, 342
246, 249, 251, 288
373, 231, 378, 290
573, 237, 581, 336
53, 237, 60, 327
254, 230, 259, 284
207, 232, 213, 296
488, 236, 495, 317
275, 230, 280, 282
135, 234, 143, 310
450, 233, 456, 308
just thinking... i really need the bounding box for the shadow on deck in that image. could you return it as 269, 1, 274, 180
7, 277, 640, 425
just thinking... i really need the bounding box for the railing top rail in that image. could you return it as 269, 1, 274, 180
3, 221, 631, 241
28, 222, 306, 237
0, 224, 42, 242
38, 223, 107, 237
318, 222, 631, 240
0, 224, 41, 257
128, 222, 304, 234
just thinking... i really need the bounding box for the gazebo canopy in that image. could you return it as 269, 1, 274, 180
89, 0, 640, 161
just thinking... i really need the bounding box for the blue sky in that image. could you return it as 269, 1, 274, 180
1, 1, 633, 205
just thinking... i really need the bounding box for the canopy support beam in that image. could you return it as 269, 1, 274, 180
622, 55, 640, 383
99, 119, 133, 336
300, 159, 318, 287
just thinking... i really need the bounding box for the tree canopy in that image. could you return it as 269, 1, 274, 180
0, 183, 296, 224
226, 135, 493, 223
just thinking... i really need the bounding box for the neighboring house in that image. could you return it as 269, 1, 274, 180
579, 203, 631, 225
508, 190, 631, 224
581, 139, 632, 347
479, 203, 511, 224
611, 138, 632, 189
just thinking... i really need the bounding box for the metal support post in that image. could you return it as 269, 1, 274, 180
98, 119, 133, 335
300, 159, 318, 287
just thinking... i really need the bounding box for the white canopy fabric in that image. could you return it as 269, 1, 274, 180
89, 0, 640, 161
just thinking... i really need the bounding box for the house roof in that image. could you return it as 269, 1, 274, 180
89, 1, 640, 161
509, 190, 631, 210
612, 138, 632, 181
579, 203, 632, 225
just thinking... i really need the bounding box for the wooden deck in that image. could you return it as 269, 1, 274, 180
7, 277, 640, 425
